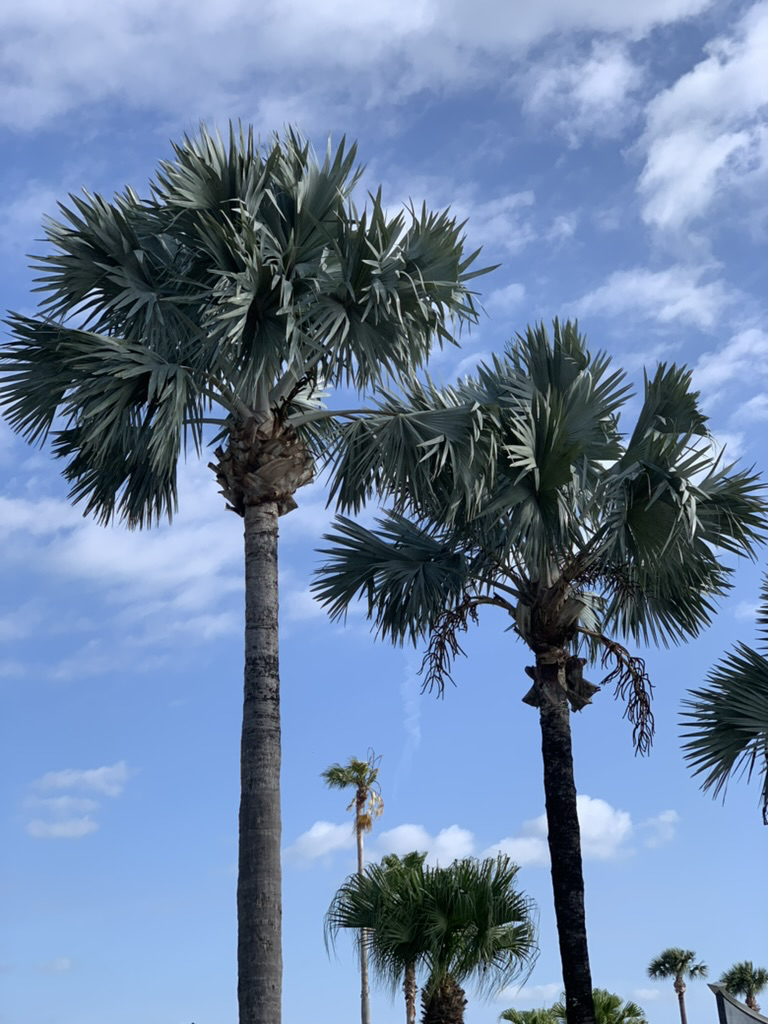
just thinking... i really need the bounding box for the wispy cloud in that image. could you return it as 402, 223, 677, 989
0, 0, 714, 131
24, 761, 129, 839
573, 264, 733, 328
639, 2, 768, 232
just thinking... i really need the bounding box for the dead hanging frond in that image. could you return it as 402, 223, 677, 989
420, 597, 480, 697
597, 636, 655, 755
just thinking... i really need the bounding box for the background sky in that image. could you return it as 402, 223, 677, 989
1, 2, 767, 1024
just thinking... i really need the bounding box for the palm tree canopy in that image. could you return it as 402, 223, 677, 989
681, 575, 768, 823
314, 321, 766, 751
647, 948, 708, 982
500, 1009, 559, 1024
0, 123, 487, 527
551, 990, 647, 1024
322, 752, 383, 831
326, 853, 538, 1001
719, 962, 768, 1003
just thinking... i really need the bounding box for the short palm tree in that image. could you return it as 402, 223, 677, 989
322, 752, 384, 1024
719, 961, 768, 1012
647, 948, 708, 1024
552, 990, 647, 1024
681, 575, 768, 824
0, 125, 486, 1024
314, 321, 765, 1024
326, 852, 538, 1024
500, 1009, 559, 1024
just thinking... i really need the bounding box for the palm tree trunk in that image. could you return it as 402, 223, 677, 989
420, 976, 467, 1024
404, 962, 418, 1024
356, 807, 372, 1024
674, 979, 688, 1024
537, 658, 595, 1024
238, 502, 282, 1024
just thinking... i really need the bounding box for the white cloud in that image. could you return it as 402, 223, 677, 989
484, 795, 634, 865
573, 265, 732, 328
639, 3, 768, 231
734, 393, 768, 421
641, 809, 679, 848
36, 761, 128, 797
375, 823, 434, 859
430, 825, 476, 866
524, 41, 643, 145
26, 817, 99, 839
632, 987, 664, 1002
0, 0, 714, 131
284, 821, 354, 864
694, 328, 768, 397
488, 283, 527, 313
498, 982, 563, 1005
735, 600, 759, 621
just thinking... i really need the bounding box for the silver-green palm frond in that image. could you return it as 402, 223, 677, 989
681, 575, 768, 823
2, 123, 490, 527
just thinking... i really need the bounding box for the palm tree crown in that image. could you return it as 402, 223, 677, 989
681, 574, 768, 823
315, 321, 765, 1024
552, 990, 647, 1024
719, 961, 768, 1012
322, 752, 384, 837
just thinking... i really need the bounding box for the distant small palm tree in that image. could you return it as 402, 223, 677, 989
322, 752, 384, 1024
719, 961, 768, 1012
552, 989, 647, 1024
647, 948, 708, 1024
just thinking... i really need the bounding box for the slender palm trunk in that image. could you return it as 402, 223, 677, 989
537, 658, 595, 1024
674, 979, 688, 1024
356, 798, 372, 1024
238, 502, 282, 1024
404, 962, 418, 1024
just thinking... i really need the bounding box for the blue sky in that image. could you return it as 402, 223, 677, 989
1, 2, 767, 1023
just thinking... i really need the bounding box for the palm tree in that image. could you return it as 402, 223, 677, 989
552, 990, 647, 1024
313, 321, 766, 1024
647, 948, 708, 1024
500, 1010, 559, 1024
322, 752, 384, 1024
326, 852, 538, 1024
681, 575, 768, 824
719, 961, 768, 1012
0, 125, 487, 1024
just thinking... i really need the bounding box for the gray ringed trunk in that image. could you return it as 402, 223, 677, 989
404, 962, 418, 1024
536, 658, 595, 1024
238, 502, 282, 1024
356, 811, 372, 1024
675, 980, 688, 1024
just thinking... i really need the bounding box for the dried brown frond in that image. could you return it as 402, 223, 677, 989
598, 637, 655, 755
420, 598, 480, 697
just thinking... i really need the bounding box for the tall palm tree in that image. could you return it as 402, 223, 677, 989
313, 321, 766, 1024
322, 752, 384, 1024
0, 125, 487, 1024
719, 961, 768, 1012
647, 948, 708, 1024
681, 575, 768, 824
552, 990, 647, 1024
326, 852, 538, 1024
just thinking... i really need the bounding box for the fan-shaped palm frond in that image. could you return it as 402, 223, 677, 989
681, 575, 768, 822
